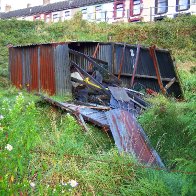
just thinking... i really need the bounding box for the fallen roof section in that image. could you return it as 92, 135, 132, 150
106, 109, 165, 168
39, 94, 165, 168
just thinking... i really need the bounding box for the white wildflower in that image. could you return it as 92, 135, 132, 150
30, 182, 36, 188
0, 115, 4, 120
68, 180, 78, 188
62, 182, 67, 186
5, 144, 13, 151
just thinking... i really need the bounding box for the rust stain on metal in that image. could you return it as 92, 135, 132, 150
149, 45, 166, 95
9, 43, 70, 95
40, 45, 55, 95
89, 43, 100, 71
9, 48, 23, 89
29, 47, 39, 92
106, 109, 165, 168
118, 43, 126, 80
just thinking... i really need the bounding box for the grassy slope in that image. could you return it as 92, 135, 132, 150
0, 14, 196, 195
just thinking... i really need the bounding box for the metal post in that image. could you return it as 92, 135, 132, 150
149, 45, 166, 95
150, 7, 152, 22
118, 43, 126, 80
89, 43, 100, 71
105, 11, 107, 22
131, 45, 141, 88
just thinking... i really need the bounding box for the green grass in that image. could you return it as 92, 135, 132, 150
0, 86, 194, 195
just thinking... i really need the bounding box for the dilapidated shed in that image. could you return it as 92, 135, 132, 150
9, 41, 183, 97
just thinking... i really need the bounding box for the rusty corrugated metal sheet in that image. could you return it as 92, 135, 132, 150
9, 43, 71, 95
69, 42, 112, 72
29, 46, 39, 92
40, 45, 55, 95
54, 44, 71, 95
9, 48, 23, 89
106, 109, 165, 168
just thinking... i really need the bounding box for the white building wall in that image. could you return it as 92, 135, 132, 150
152, 0, 196, 21
80, 2, 115, 23
18, 15, 34, 21
142, 0, 153, 22
1, 0, 196, 22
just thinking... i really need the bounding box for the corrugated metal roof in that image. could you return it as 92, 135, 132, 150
0, 0, 114, 19
106, 109, 165, 168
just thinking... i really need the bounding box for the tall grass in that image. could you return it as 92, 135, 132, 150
138, 69, 196, 195
0, 87, 193, 195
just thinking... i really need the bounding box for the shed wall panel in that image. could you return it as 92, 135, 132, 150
54, 44, 71, 95
40, 45, 56, 95
10, 48, 23, 89
27, 46, 39, 92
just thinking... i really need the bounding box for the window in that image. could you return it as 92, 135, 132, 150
114, 0, 125, 19
45, 13, 51, 23
34, 15, 41, 21
65, 10, 70, 18
95, 5, 102, 21
176, 0, 190, 11
155, 0, 168, 14
130, 0, 142, 16
81, 8, 88, 20
116, 3, 124, 18
53, 13, 60, 22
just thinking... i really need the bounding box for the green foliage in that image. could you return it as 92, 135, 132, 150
139, 93, 196, 195
1, 15, 196, 78
179, 70, 196, 101
0, 87, 192, 195
139, 95, 195, 165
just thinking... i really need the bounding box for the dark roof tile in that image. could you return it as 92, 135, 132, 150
0, 0, 114, 19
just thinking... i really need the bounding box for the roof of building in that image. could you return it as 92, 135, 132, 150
0, 0, 114, 19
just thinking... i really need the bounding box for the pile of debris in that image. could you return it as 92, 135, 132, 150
10, 42, 182, 168
40, 48, 165, 168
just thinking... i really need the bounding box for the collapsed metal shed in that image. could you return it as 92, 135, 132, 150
9, 41, 183, 97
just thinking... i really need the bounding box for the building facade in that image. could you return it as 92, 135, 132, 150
0, 0, 195, 22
